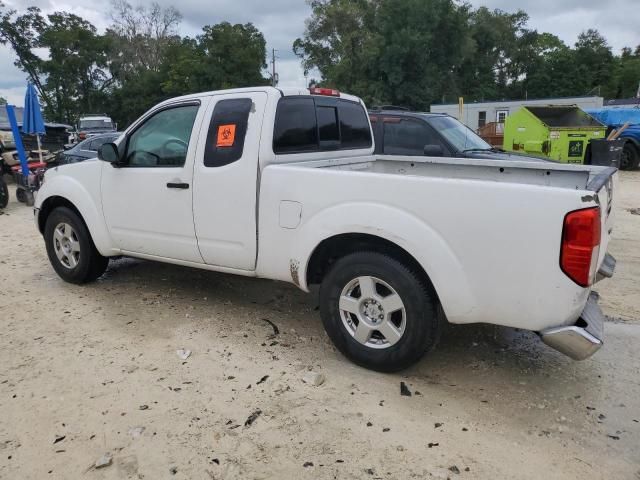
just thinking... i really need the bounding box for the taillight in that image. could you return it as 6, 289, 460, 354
560, 207, 601, 287
309, 87, 340, 97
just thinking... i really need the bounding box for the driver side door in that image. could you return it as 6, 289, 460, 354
101, 100, 206, 263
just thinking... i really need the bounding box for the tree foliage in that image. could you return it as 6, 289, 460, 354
0, 1, 269, 127
1, 0, 638, 128
295, 0, 640, 109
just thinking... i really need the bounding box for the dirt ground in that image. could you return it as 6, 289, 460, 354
0, 172, 639, 480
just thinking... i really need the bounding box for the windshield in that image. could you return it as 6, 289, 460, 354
79, 119, 114, 130
426, 116, 491, 152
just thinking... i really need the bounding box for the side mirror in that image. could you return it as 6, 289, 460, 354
423, 144, 444, 156
98, 142, 120, 164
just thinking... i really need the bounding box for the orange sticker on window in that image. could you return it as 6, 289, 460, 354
216, 124, 236, 147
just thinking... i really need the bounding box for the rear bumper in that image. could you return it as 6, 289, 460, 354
596, 253, 616, 282
540, 291, 605, 360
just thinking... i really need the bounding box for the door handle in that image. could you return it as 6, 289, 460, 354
166, 182, 189, 189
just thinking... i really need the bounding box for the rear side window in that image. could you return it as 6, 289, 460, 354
339, 101, 371, 148
273, 98, 318, 153
204, 98, 253, 167
273, 97, 372, 154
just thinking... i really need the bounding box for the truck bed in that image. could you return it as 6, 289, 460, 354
294, 154, 616, 191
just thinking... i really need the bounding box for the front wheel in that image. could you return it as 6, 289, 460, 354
319, 252, 442, 372
44, 207, 109, 284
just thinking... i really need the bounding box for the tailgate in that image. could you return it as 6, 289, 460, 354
587, 167, 617, 269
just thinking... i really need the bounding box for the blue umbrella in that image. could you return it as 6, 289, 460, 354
23, 82, 46, 163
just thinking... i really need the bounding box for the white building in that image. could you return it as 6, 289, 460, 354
430, 96, 604, 131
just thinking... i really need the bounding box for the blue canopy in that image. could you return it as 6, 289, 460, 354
23, 83, 45, 135
585, 108, 640, 127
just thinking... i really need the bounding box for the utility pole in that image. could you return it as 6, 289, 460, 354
271, 48, 278, 87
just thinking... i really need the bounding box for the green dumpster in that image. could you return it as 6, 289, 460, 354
503, 106, 606, 164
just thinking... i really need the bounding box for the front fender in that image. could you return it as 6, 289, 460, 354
36, 164, 115, 256
293, 202, 476, 322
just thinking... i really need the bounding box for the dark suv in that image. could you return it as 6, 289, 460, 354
369, 109, 547, 162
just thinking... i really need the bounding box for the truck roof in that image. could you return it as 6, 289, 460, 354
154, 86, 363, 108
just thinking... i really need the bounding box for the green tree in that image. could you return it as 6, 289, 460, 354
194, 22, 268, 90
573, 29, 615, 97
294, 0, 470, 110
39, 12, 111, 122
0, 4, 49, 104
610, 46, 640, 99
293, 0, 378, 94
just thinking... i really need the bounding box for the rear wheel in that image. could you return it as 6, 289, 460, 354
620, 142, 640, 170
44, 207, 109, 284
319, 251, 441, 372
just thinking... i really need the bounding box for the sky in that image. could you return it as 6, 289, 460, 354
1, 0, 638, 104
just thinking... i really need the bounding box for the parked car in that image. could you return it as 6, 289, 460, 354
35, 86, 616, 371
369, 108, 549, 162
54, 132, 122, 165
76, 114, 117, 142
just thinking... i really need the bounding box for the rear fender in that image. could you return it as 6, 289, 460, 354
293, 202, 476, 322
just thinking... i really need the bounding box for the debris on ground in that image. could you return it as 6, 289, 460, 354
261, 318, 280, 336
128, 426, 145, 438
302, 371, 325, 386
449, 465, 461, 474
628, 208, 640, 216
434, 422, 443, 428
95, 452, 113, 469
400, 381, 412, 397
170, 466, 178, 474
428, 442, 439, 448
256, 375, 269, 385
303, 461, 314, 467
139, 405, 149, 410
244, 409, 262, 427
53, 435, 65, 444
176, 349, 191, 360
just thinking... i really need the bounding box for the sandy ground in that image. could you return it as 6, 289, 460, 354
0, 172, 639, 480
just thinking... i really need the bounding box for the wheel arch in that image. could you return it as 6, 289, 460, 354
307, 233, 439, 299
38, 196, 83, 234
37, 179, 114, 256
293, 202, 476, 323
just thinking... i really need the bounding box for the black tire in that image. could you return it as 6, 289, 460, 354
44, 206, 109, 284
620, 142, 640, 170
0, 178, 8, 209
24, 190, 34, 207
16, 186, 26, 203
319, 252, 441, 372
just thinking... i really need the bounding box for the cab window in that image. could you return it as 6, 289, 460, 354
273, 97, 372, 154
126, 104, 199, 167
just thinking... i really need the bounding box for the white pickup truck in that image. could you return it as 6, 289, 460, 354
34, 86, 617, 371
